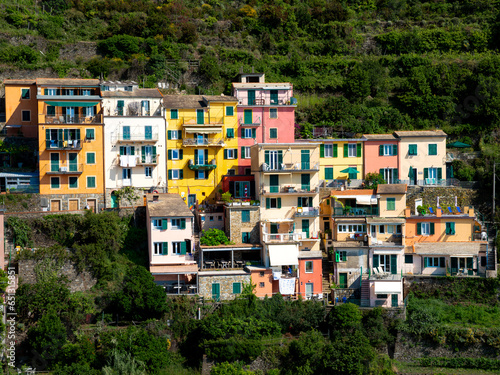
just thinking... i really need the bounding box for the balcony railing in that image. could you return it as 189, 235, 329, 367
263, 185, 319, 195
40, 114, 103, 124
294, 208, 319, 217
263, 233, 304, 242
117, 155, 159, 166
261, 162, 320, 172
239, 97, 297, 106
105, 105, 163, 117
333, 207, 379, 216
46, 139, 82, 150
115, 133, 159, 142
44, 163, 84, 174
188, 159, 217, 170
183, 138, 225, 147
238, 117, 261, 126
182, 117, 224, 126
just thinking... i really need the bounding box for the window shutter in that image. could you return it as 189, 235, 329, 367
178, 131, 182, 140
142, 146, 146, 163
229, 181, 235, 196
437, 168, 442, 180
379, 168, 384, 178
162, 220, 168, 230
64, 129, 69, 141
265, 151, 269, 165
393, 168, 398, 181
333, 144, 338, 157
451, 222, 455, 235
131, 146, 135, 155
439, 257, 445, 268
180, 241, 187, 255
393, 144, 398, 155
179, 149, 183, 159
233, 282, 241, 294
152, 146, 157, 157
430, 222, 435, 235
241, 128, 246, 139
163, 242, 168, 255
119, 146, 125, 156
445, 222, 450, 234
168, 170, 172, 180
335, 251, 340, 262
234, 148, 238, 159
241, 147, 245, 158
343, 144, 348, 157
167, 130, 172, 140
391, 254, 397, 275
179, 169, 183, 179
379, 145, 384, 156
320, 144, 325, 158
180, 218, 186, 229
373, 254, 379, 268
357, 143, 362, 157
325, 168, 333, 180
309, 197, 313, 206
417, 222, 422, 235
266, 198, 270, 209
278, 151, 283, 165
424, 168, 429, 179
297, 197, 302, 207
252, 128, 256, 138
277, 198, 282, 208
46, 129, 50, 140
224, 149, 228, 159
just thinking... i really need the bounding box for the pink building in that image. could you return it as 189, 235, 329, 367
363, 134, 400, 184
232, 73, 296, 175
297, 256, 323, 299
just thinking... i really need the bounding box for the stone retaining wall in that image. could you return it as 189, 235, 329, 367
198, 273, 251, 300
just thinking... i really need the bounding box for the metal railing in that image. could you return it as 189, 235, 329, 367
333, 207, 379, 216
44, 163, 84, 174
46, 139, 82, 150
294, 208, 319, 217
105, 105, 163, 117
40, 114, 103, 124
182, 117, 224, 125
261, 162, 320, 172
183, 138, 225, 146
238, 116, 261, 126
117, 154, 159, 165
115, 133, 159, 142
262, 185, 319, 194
239, 97, 296, 106
262, 232, 305, 242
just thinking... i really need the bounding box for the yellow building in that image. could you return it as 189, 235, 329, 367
164, 95, 238, 207
298, 139, 365, 187
37, 79, 104, 211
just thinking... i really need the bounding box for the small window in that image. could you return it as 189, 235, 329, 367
387, 198, 396, 211
445, 222, 456, 235
259, 282, 265, 288
348, 144, 356, 157
227, 169, 235, 176
171, 149, 180, 160
335, 251, 347, 262
152, 219, 162, 229
325, 167, 333, 180
270, 108, 278, 119
86, 129, 95, 140
51, 177, 60, 189
145, 166, 152, 178
87, 176, 96, 188
86, 152, 96, 164
225, 149, 237, 159
324, 144, 333, 157
379, 225, 385, 234
196, 170, 206, 180
376, 294, 388, 299
21, 88, 30, 99
226, 106, 234, 116
270, 128, 278, 139
408, 144, 418, 155
305, 261, 313, 273
421, 222, 430, 235
428, 144, 437, 155
226, 128, 234, 138
69, 176, 78, 189
232, 282, 241, 294
244, 128, 253, 138
241, 146, 251, 159
241, 210, 250, 223
259, 271, 265, 277
242, 232, 251, 243
172, 242, 183, 254
209, 216, 214, 221
153, 242, 164, 255
405, 255, 413, 264
168, 130, 180, 140
22, 110, 30, 122
170, 109, 178, 119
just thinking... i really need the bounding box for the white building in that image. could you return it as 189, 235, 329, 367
101, 81, 166, 207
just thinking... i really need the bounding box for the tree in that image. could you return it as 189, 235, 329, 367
364, 172, 386, 188
27, 310, 67, 365
112, 266, 167, 320
200, 228, 233, 246
328, 303, 363, 335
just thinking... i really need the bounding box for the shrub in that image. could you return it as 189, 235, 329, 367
200, 228, 232, 246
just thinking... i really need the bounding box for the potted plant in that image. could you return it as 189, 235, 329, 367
221, 191, 232, 204
325, 228, 332, 239
344, 205, 352, 215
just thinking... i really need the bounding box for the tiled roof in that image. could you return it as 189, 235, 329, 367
363, 134, 397, 140
4, 79, 35, 85
147, 194, 193, 217
36, 78, 100, 86
377, 184, 407, 194
414, 242, 485, 255
203, 95, 238, 102
394, 130, 447, 137
101, 88, 163, 98
162, 95, 206, 109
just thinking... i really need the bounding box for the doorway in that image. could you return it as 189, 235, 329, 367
68, 199, 78, 211
86, 199, 96, 212
50, 200, 61, 211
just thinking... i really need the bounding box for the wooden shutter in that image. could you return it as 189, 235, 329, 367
162, 220, 168, 230
266, 198, 270, 209
241, 128, 246, 139
277, 198, 281, 208
430, 222, 435, 235
119, 146, 125, 155
179, 169, 183, 179
437, 168, 442, 180
297, 197, 302, 207
168, 170, 172, 180
142, 146, 146, 163
333, 144, 338, 157
320, 144, 325, 158
393, 144, 398, 155
391, 254, 397, 275
417, 222, 422, 235
180, 241, 187, 255
180, 218, 186, 229
439, 257, 445, 268
424, 168, 429, 179
373, 255, 379, 268
343, 144, 348, 157
252, 128, 256, 138
380, 168, 384, 178
379, 145, 384, 156
224, 149, 228, 159
357, 143, 362, 157
163, 242, 168, 255
167, 130, 171, 139
393, 169, 398, 181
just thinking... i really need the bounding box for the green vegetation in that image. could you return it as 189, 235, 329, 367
200, 228, 233, 246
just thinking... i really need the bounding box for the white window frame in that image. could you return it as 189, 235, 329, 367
348, 144, 356, 157
243, 147, 251, 159
197, 170, 206, 179
153, 242, 163, 255
325, 144, 333, 158
338, 224, 366, 233
383, 144, 393, 156
269, 198, 278, 209
305, 261, 313, 273
152, 219, 162, 229
421, 222, 430, 235
172, 149, 180, 160
227, 149, 236, 159
170, 130, 180, 140
171, 218, 181, 229
172, 242, 182, 254
171, 169, 180, 180
86, 175, 97, 189
428, 168, 437, 179
86, 152, 96, 165
244, 128, 253, 138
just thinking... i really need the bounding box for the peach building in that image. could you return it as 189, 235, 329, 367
363, 134, 400, 183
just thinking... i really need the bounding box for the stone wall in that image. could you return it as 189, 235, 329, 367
407, 186, 477, 213
225, 205, 260, 244
18, 259, 96, 292
198, 272, 251, 300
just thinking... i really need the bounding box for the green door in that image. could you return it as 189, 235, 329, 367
301, 174, 310, 191
339, 273, 347, 289
270, 90, 278, 104
212, 283, 220, 301
391, 294, 398, 307
123, 126, 130, 140
197, 109, 204, 124
145, 125, 152, 140
50, 153, 59, 172
244, 109, 252, 124
450, 257, 458, 275
301, 150, 310, 169
69, 153, 78, 172
270, 223, 278, 234
390, 254, 397, 275
305, 283, 313, 299
110, 193, 118, 208
270, 175, 279, 193
248, 90, 255, 105
302, 219, 309, 238
467, 257, 474, 275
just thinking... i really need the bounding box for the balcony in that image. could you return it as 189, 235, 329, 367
239, 97, 297, 106
105, 105, 162, 117
46, 139, 82, 150
238, 117, 261, 126
262, 185, 319, 195
183, 138, 225, 147
294, 207, 319, 217
188, 159, 217, 170
117, 155, 159, 166
44, 163, 83, 174
115, 133, 159, 143
261, 162, 320, 173
333, 207, 379, 216
182, 117, 224, 126
263, 232, 304, 243
40, 114, 103, 124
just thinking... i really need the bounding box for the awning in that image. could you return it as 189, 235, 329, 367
44, 101, 99, 107
184, 127, 221, 134
356, 196, 377, 205
269, 244, 299, 266
374, 281, 402, 294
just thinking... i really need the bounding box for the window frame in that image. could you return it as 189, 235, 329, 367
21, 110, 30, 122
171, 169, 180, 180
226, 106, 234, 116
153, 242, 164, 255
68, 176, 78, 189
305, 261, 313, 273
170, 109, 178, 119
387, 197, 396, 211
269, 108, 278, 119
421, 222, 430, 236
86, 176, 96, 189
86, 152, 96, 165
241, 210, 250, 223
244, 128, 253, 139
428, 143, 437, 155
269, 127, 278, 139
383, 144, 393, 156
171, 149, 180, 160
347, 144, 356, 157
50, 177, 60, 189
86, 128, 95, 140
145, 166, 152, 178
172, 241, 182, 254
21, 88, 30, 100
405, 254, 413, 264
408, 144, 418, 155
152, 219, 162, 229
324, 144, 333, 158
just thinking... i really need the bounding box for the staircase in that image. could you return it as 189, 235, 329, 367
322, 253, 333, 296
360, 275, 370, 307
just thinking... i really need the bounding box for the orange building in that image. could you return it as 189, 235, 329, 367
4, 80, 38, 138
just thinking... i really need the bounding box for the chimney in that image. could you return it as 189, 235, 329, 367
468, 206, 475, 217
436, 207, 442, 217
405, 207, 411, 217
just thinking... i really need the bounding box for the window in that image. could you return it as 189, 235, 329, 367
335, 251, 347, 262
396, 225, 402, 234
270, 128, 277, 139
168, 169, 183, 180
170, 109, 178, 119
408, 144, 418, 155
270, 108, 278, 119
305, 261, 313, 273
405, 255, 413, 264
379, 144, 397, 156
224, 149, 237, 159
152, 219, 163, 229
168, 130, 181, 140
218, 216, 223, 221
83, 89, 91, 96
259, 282, 265, 288
241, 210, 250, 223
376, 294, 388, 299
379, 225, 385, 234
424, 257, 445, 267
145, 167, 152, 178
242, 232, 251, 243
154, 242, 165, 255
417, 222, 435, 236
171, 218, 186, 229
325, 167, 333, 180
171, 149, 180, 160
234, 181, 251, 198
259, 271, 265, 277
387, 225, 394, 234
265, 197, 281, 209
22, 110, 30, 122
227, 169, 235, 175
445, 222, 456, 235
226, 128, 234, 138
196, 170, 206, 180
69, 177, 78, 189
51, 177, 60, 189
172, 242, 184, 254
226, 106, 234, 116
325, 144, 333, 157
232, 282, 242, 294
244, 128, 254, 138
87, 176, 96, 188
387, 198, 396, 211
428, 144, 437, 155
338, 224, 366, 233
86, 129, 95, 140
86, 152, 95, 164
241, 146, 251, 159
348, 144, 356, 157
46, 88, 57, 95
21, 88, 30, 99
